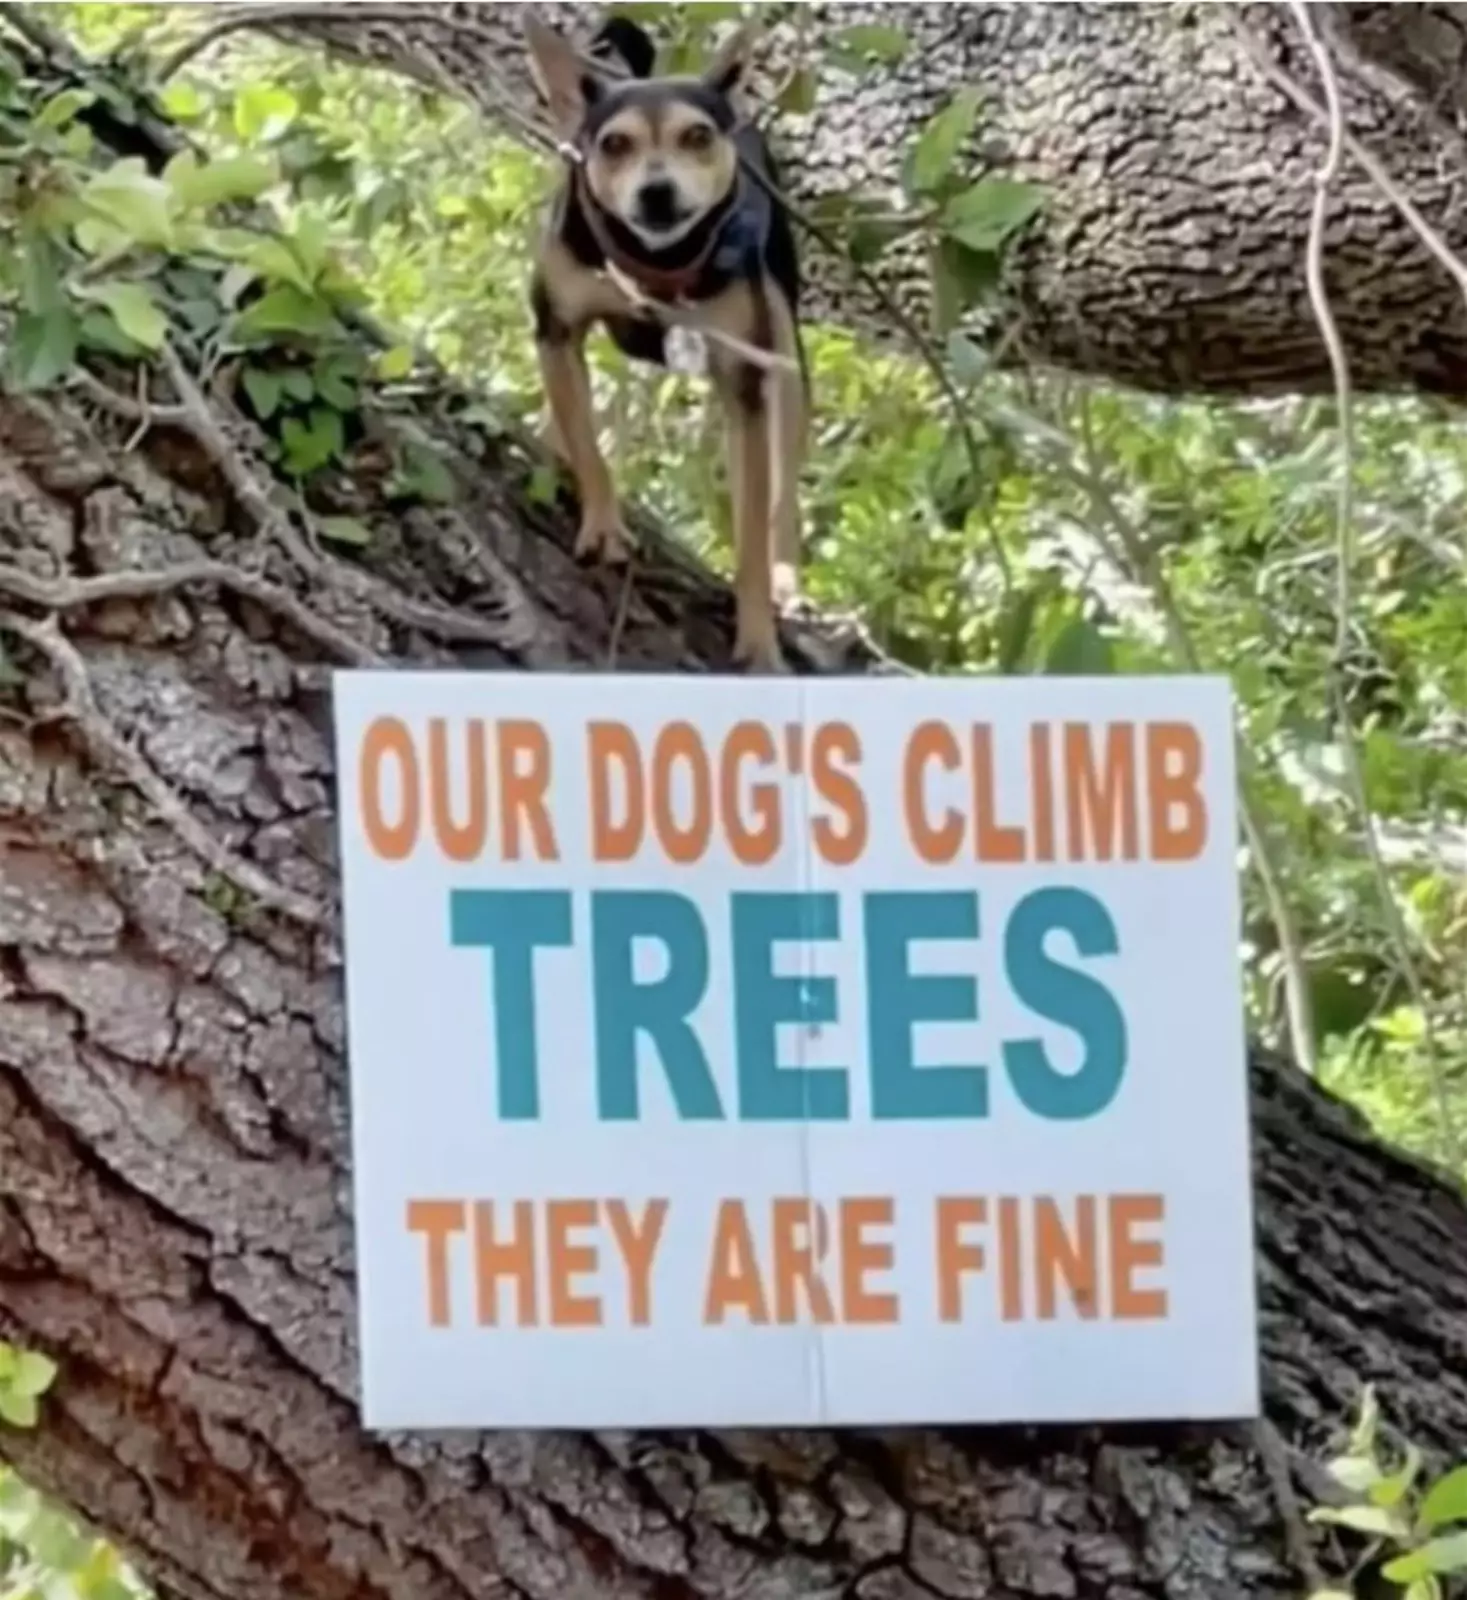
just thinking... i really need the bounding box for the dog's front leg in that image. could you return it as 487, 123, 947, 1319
534, 316, 630, 567
720, 365, 785, 674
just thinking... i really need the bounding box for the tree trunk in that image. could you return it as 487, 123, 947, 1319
247, 1, 1467, 401
3, 333, 1467, 1600
3, 12, 1467, 1600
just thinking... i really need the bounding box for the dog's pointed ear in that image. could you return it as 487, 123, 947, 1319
523, 10, 607, 134
700, 20, 758, 99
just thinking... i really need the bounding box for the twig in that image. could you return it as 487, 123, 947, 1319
0, 610, 325, 928
1253, 1418, 1328, 1595
70, 366, 193, 454
1287, 0, 1463, 1171
605, 559, 637, 670
0, 558, 382, 668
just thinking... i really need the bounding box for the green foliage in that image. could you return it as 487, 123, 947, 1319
0, 1342, 147, 1600
0, 1341, 57, 1430
1305, 1388, 1467, 1599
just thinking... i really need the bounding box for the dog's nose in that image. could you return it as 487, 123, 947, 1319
636, 180, 679, 228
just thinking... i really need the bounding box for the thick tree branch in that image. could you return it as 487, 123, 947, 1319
223, 1, 1467, 401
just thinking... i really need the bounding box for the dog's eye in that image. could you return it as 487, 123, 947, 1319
680, 124, 715, 153
599, 130, 634, 159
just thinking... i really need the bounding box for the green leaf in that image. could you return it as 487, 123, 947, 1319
78, 309, 146, 359
1043, 616, 1116, 676
1350, 1387, 1382, 1458
1384, 1550, 1434, 1585
376, 344, 414, 381
244, 236, 316, 293
906, 87, 983, 198
0, 1390, 38, 1429
1369, 1446, 1422, 1510
82, 281, 169, 351
527, 464, 560, 506
931, 237, 1000, 334
926, 426, 980, 530
10, 1350, 57, 1399
91, 1580, 137, 1600
1326, 1454, 1383, 1495
313, 357, 358, 410
1306, 1592, 1355, 1600
319, 516, 371, 547
1420, 1466, 1467, 1531
946, 330, 989, 386
280, 406, 344, 476
6, 307, 79, 391
166, 150, 276, 210
287, 210, 332, 279
233, 82, 299, 142
778, 67, 818, 115
232, 284, 336, 342
219, 263, 257, 309
72, 215, 132, 260
848, 212, 917, 266
829, 23, 908, 67
941, 177, 1045, 253
159, 81, 204, 121
281, 369, 315, 402
392, 441, 455, 503
996, 587, 1043, 674
242, 368, 284, 421
80, 160, 176, 249
33, 86, 95, 131
1382, 1535, 1467, 1580
18, 225, 65, 316
1307, 1504, 1406, 1538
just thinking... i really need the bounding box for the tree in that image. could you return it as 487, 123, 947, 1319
1, 8, 1467, 1600
231, 0, 1467, 400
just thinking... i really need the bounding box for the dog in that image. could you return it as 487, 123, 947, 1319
524, 10, 807, 674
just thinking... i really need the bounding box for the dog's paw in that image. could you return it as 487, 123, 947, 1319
573, 515, 631, 567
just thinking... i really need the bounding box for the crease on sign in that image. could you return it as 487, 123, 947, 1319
793, 675, 831, 1427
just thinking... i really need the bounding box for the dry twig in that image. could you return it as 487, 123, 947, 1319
0, 558, 382, 668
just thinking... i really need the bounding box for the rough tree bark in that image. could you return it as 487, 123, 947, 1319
2, 11, 1467, 1600
228, 0, 1467, 401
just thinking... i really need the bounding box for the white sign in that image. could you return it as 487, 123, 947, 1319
332, 670, 1259, 1430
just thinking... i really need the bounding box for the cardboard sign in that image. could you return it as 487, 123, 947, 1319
332, 671, 1259, 1430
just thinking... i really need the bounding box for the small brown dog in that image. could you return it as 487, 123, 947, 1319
524, 11, 807, 673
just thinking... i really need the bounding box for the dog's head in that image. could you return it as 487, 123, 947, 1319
525, 12, 754, 250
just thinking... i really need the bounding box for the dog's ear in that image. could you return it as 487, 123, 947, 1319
524, 11, 607, 134
700, 20, 758, 100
